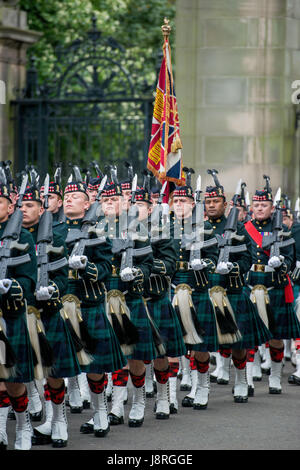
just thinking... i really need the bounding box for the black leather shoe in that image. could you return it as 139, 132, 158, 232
181, 396, 194, 407
108, 413, 124, 425
248, 386, 254, 397
83, 400, 90, 409
193, 403, 208, 410
80, 422, 94, 434
52, 439, 67, 448
180, 384, 191, 391
269, 387, 281, 394
288, 374, 300, 385
210, 375, 218, 383
0, 441, 7, 450
32, 429, 52, 445
94, 425, 110, 437
217, 378, 229, 385
156, 412, 169, 420
30, 410, 43, 422
234, 396, 248, 403
128, 418, 144, 428
70, 405, 83, 414
169, 403, 178, 414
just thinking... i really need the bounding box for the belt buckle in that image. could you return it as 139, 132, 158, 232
254, 264, 265, 272
68, 269, 78, 280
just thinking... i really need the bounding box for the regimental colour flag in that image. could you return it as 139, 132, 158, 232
147, 34, 185, 187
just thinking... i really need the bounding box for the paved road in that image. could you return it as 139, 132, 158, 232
6, 359, 300, 452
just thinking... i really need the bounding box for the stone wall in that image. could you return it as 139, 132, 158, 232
0, 2, 40, 164
175, 0, 300, 201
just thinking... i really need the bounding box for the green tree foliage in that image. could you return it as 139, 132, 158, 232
19, 0, 176, 86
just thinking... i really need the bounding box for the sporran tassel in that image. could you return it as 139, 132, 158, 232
77, 311, 98, 354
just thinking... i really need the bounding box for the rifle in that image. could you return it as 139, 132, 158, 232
0, 175, 31, 281
261, 187, 295, 255
35, 174, 68, 293
65, 175, 108, 256
215, 179, 248, 265
150, 181, 169, 242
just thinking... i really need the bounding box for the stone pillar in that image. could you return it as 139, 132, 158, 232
0, 1, 41, 164
175, 0, 300, 200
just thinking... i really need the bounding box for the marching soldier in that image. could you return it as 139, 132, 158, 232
19, 177, 82, 448
136, 179, 187, 419
98, 171, 157, 429
243, 177, 300, 394
0, 176, 37, 450
204, 170, 271, 403
170, 169, 219, 410
63, 172, 126, 439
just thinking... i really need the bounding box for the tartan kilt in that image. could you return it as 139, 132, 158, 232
225, 291, 272, 350
80, 302, 127, 374
245, 271, 300, 340
171, 272, 219, 353
105, 275, 157, 362
41, 309, 81, 379
1, 307, 34, 383
146, 294, 187, 358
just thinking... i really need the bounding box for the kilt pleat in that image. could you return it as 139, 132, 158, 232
105, 275, 158, 361
41, 310, 81, 379
1, 309, 34, 383
80, 303, 127, 374
146, 295, 187, 358
245, 271, 300, 340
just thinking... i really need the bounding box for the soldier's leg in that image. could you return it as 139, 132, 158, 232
6, 382, 32, 450
128, 359, 146, 428
268, 339, 284, 394
108, 366, 129, 425
193, 351, 210, 410
232, 349, 248, 403
153, 356, 170, 420
87, 373, 109, 438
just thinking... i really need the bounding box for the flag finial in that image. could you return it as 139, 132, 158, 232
161, 17, 171, 40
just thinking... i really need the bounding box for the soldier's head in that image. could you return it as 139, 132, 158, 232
63, 182, 90, 219
40, 182, 63, 214
120, 181, 132, 212
204, 184, 227, 219
101, 182, 123, 217
21, 186, 44, 227
251, 190, 274, 221
87, 177, 101, 204
0, 184, 12, 222
134, 188, 152, 221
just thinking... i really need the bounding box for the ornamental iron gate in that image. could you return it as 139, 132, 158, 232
11, 17, 154, 183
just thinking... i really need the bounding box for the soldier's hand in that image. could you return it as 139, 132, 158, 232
216, 261, 233, 275
69, 255, 87, 270
35, 285, 55, 301
120, 267, 135, 282
0, 278, 12, 294
190, 259, 207, 271
291, 261, 300, 281
268, 255, 284, 269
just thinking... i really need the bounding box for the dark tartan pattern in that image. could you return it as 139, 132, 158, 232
146, 294, 187, 358
224, 291, 272, 350
80, 302, 127, 374
1, 308, 34, 383
171, 271, 219, 352
209, 272, 271, 349
105, 275, 157, 361
41, 309, 81, 379
245, 271, 300, 340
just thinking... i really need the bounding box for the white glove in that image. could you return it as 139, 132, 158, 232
216, 261, 234, 275
0, 279, 12, 294
68, 255, 88, 270
268, 255, 284, 269
120, 267, 135, 282
190, 259, 207, 271
35, 285, 55, 301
